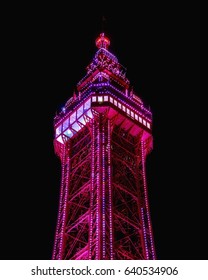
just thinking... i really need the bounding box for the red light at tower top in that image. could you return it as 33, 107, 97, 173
95, 33, 110, 49
52, 32, 156, 260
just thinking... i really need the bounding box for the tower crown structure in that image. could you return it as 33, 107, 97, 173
95, 33, 110, 49
53, 33, 155, 260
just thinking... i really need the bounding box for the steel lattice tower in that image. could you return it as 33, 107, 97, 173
52, 33, 156, 260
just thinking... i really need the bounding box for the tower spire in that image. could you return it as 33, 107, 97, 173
101, 15, 107, 32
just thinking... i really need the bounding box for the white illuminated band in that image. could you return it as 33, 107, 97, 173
91, 95, 151, 128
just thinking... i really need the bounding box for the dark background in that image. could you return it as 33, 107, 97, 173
1, 7, 206, 260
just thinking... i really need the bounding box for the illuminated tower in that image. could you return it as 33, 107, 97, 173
52, 33, 156, 260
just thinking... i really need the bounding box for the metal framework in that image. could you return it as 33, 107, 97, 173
52, 33, 156, 260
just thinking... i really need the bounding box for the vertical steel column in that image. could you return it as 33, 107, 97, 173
108, 119, 114, 259
52, 145, 70, 259
89, 121, 95, 259
140, 140, 156, 259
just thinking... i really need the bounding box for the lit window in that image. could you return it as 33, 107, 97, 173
104, 96, 108, 101
98, 96, 103, 102
78, 116, 86, 125
86, 109, 93, 118
64, 129, 73, 138
118, 102, 121, 109
72, 122, 81, 132
139, 117, 142, 123
110, 97, 113, 103
92, 96, 96, 102
56, 125, 62, 136
147, 122, 150, 129
77, 105, 83, 118
114, 100, 117, 106
57, 135, 63, 144
63, 118, 69, 130
143, 119, 146, 126
127, 108, 130, 115
84, 99, 91, 110
70, 112, 76, 124
131, 111, 134, 118
135, 114, 138, 120
122, 105, 126, 111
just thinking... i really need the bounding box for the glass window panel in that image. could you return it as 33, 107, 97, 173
70, 112, 76, 124
143, 119, 146, 126
64, 129, 73, 138
72, 122, 81, 132
98, 96, 103, 102
118, 102, 121, 109
56, 124, 62, 136
92, 96, 96, 102
147, 122, 150, 128
86, 109, 93, 118
139, 117, 142, 123
135, 114, 138, 120
57, 135, 63, 144
63, 118, 69, 130
84, 99, 91, 110
104, 96, 108, 101
78, 116, 86, 125
110, 97, 113, 103
77, 105, 83, 118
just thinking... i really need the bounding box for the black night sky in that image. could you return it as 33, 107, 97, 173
1, 8, 207, 260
